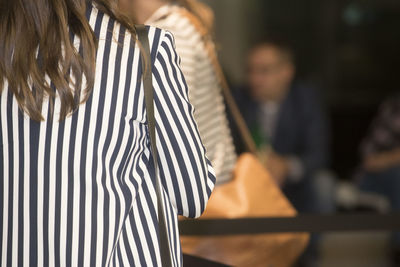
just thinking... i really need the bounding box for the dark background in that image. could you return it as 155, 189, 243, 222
208, 0, 400, 180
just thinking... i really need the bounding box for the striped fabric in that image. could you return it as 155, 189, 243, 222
0, 3, 215, 267
147, 4, 237, 184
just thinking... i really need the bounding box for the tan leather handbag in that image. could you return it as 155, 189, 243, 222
181, 153, 309, 267
178, 9, 309, 266
202, 153, 297, 219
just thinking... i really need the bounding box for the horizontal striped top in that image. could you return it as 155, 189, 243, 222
0, 3, 215, 267
147, 4, 237, 184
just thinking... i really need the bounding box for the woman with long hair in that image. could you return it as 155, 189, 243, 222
119, 0, 237, 185
0, 0, 215, 266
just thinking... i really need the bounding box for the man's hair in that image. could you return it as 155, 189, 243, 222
250, 36, 295, 64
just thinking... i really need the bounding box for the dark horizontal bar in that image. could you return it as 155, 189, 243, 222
179, 213, 400, 236
183, 254, 231, 267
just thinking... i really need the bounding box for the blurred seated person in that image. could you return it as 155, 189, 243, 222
235, 39, 330, 213
361, 95, 400, 176
358, 94, 400, 259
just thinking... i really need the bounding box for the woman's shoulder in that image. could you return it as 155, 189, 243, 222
137, 26, 176, 62
87, 4, 172, 55
147, 4, 204, 42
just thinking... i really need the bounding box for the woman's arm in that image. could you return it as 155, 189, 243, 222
151, 29, 216, 218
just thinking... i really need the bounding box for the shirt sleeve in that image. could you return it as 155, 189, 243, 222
151, 30, 216, 218
360, 98, 400, 158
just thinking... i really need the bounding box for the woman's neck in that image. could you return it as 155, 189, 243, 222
120, 0, 167, 24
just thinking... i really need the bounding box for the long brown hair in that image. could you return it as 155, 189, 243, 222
0, 0, 136, 121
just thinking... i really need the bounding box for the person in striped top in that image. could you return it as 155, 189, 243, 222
119, 0, 237, 184
0, 0, 215, 266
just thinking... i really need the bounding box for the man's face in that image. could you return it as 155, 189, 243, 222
246, 45, 294, 102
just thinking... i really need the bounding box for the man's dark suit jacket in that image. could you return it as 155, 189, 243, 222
233, 84, 330, 211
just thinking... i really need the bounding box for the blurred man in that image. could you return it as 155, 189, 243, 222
236, 39, 330, 213
234, 39, 331, 266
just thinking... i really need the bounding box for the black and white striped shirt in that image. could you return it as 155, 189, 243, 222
147, 5, 237, 184
0, 4, 215, 267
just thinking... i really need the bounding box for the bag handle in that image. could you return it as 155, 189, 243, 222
136, 25, 173, 267
209, 50, 258, 154
176, 9, 258, 155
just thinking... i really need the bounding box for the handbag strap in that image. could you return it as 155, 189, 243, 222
210, 50, 258, 154
174, 9, 258, 154
136, 25, 173, 267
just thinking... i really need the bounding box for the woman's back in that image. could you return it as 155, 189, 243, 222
0, 3, 215, 266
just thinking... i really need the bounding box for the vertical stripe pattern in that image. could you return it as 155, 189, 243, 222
0, 4, 215, 267
147, 4, 237, 184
